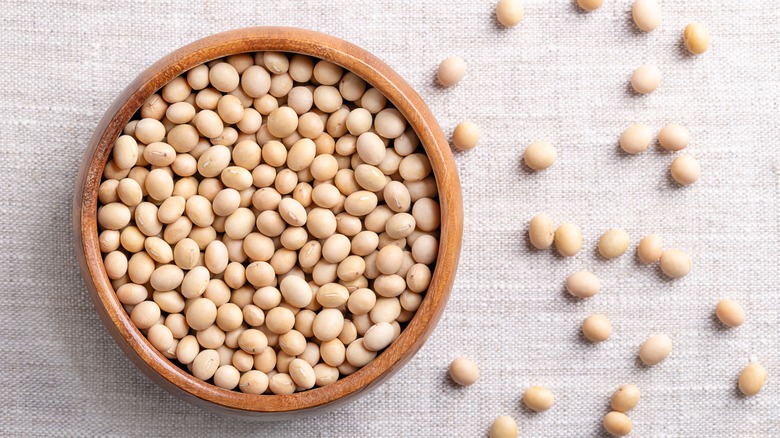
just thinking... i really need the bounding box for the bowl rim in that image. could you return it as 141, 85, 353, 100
74, 26, 463, 417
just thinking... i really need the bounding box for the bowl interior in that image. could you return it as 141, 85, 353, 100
75, 26, 462, 418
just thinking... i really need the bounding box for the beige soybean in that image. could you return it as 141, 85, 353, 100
452, 121, 479, 151
239, 370, 269, 394
289, 358, 316, 389
619, 123, 652, 155
582, 314, 612, 342
312, 308, 345, 341
715, 299, 745, 328
670, 155, 701, 186
130, 301, 160, 330
632, 0, 660, 32
659, 248, 692, 279
186, 298, 217, 331
113, 135, 139, 169
489, 416, 519, 438
611, 384, 640, 413
192, 349, 220, 381
631, 64, 661, 95
684, 22, 711, 55
603, 412, 632, 437
449, 357, 479, 386
98, 203, 131, 230
554, 223, 582, 257
528, 213, 554, 250
524, 141, 557, 170
639, 334, 672, 366
363, 322, 395, 351
739, 363, 767, 396
523, 386, 555, 412
658, 123, 690, 151
598, 229, 629, 259
637, 234, 663, 263
436, 56, 466, 87
566, 271, 600, 298
496, 0, 524, 27
577, 0, 603, 11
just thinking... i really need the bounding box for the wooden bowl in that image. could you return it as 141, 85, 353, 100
73, 27, 462, 419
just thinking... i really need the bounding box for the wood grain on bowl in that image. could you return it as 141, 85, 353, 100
74, 27, 462, 419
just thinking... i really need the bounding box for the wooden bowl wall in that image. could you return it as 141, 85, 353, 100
73, 27, 462, 419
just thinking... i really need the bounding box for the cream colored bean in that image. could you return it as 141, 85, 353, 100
238, 370, 269, 394
312, 308, 345, 341
611, 384, 640, 413
659, 249, 692, 279
374, 108, 406, 139
314, 363, 340, 387
411, 198, 440, 232
566, 271, 600, 298
116, 283, 149, 304
176, 335, 200, 365
113, 135, 139, 170
449, 356, 479, 386
313, 86, 343, 113
411, 235, 438, 265
278, 198, 307, 227
554, 223, 582, 257
131, 301, 161, 330
144, 236, 173, 264
399, 153, 432, 181
369, 297, 401, 323
150, 264, 184, 291
279, 330, 307, 356
739, 363, 767, 396
103, 251, 128, 280
639, 334, 672, 366
143, 142, 176, 167
347, 288, 377, 315
191, 349, 220, 381
658, 123, 689, 151
524, 141, 557, 170
345, 338, 377, 367
670, 155, 701, 186
383, 181, 411, 213
523, 386, 554, 412
631, 64, 661, 94
582, 314, 612, 342
437, 56, 466, 87
280, 275, 313, 308
637, 234, 663, 263
98, 202, 131, 230
528, 213, 554, 249
354, 164, 387, 192
603, 412, 632, 437
684, 22, 710, 55
376, 245, 404, 275
157, 196, 185, 224
316, 283, 350, 308
620, 123, 652, 155
265, 307, 296, 335
135, 118, 166, 144
287, 138, 316, 171
598, 229, 630, 259
406, 263, 431, 293
356, 132, 386, 166
288, 358, 316, 389
452, 121, 480, 151
489, 416, 519, 438
577, 0, 603, 11
632, 0, 660, 32
715, 299, 745, 328
209, 62, 240, 92
496, 0, 524, 27
186, 298, 217, 331
351, 231, 379, 256
215, 303, 243, 332
99, 230, 120, 253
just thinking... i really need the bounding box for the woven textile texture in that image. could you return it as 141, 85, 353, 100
1, 0, 778, 436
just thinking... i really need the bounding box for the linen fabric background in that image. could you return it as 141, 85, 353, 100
1, 0, 778, 436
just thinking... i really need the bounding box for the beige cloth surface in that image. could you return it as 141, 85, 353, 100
1, 0, 778, 436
